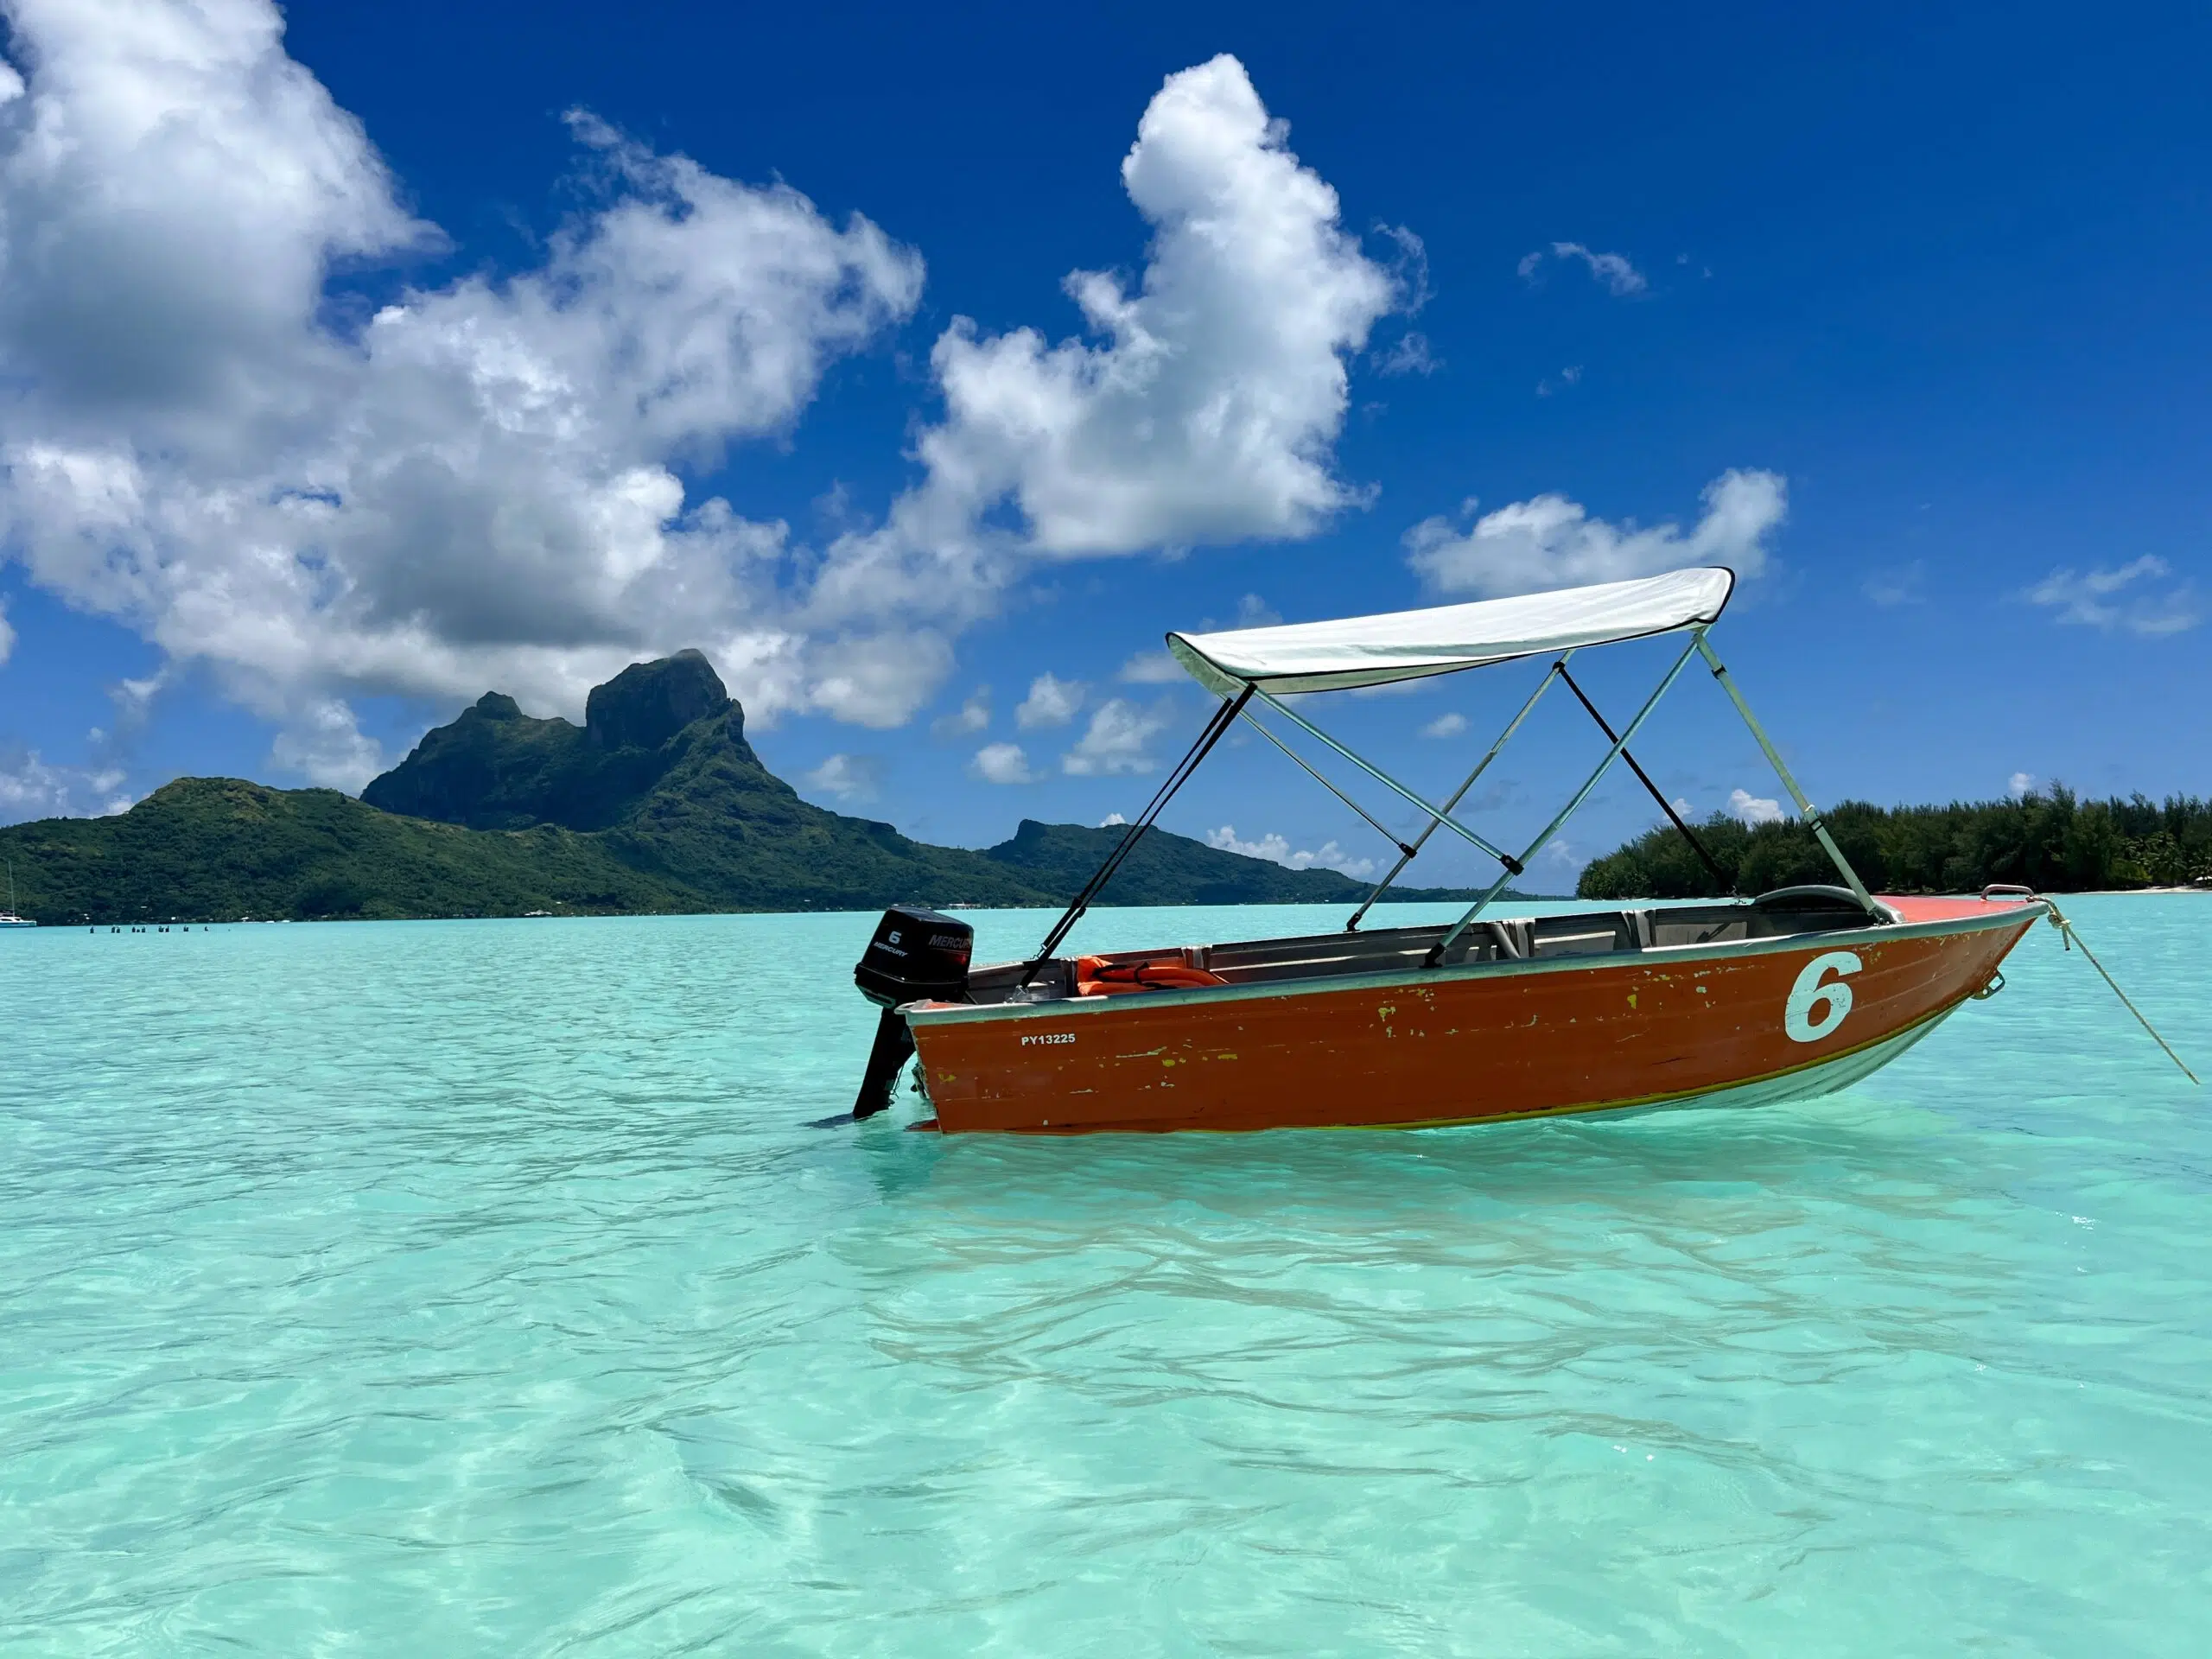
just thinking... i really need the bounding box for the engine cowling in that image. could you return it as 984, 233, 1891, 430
854, 905, 973, 1007
850, 906, 973, 1118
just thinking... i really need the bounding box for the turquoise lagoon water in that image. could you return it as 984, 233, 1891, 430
3, 896, 2209, 1655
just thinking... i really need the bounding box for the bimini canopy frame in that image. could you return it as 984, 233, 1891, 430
1023, 566, 1874, 975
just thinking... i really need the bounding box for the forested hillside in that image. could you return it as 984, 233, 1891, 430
1577, 789, 2212, 899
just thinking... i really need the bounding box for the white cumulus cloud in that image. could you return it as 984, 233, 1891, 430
1205, 823, 1376, 880
0, 24, 1407, 763
804, 631, 957, 730
0, 748, 133, 824
969, 741, 1037, 785
1062, 698, 1175, 775
2023, 556, 2199, 636
807, 54, 1402, 676
931, 56, 1394, 553
2008, 770, 2037, 801
268, 698, 386, 791
930, 685, 992, 738
1015, 672, 1086, 729
1403, 469, 1788, 599
802, 753, 885, 801
1375, 333, 1437, 377
1519, 243, 1646, 296
1728, 787, 1785, 826
1231, 593, 1282, 627
1421, 712, 1467, 739
1117, 649, 1184, 684
0, 0, 923, 781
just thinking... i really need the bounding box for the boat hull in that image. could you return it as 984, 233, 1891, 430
906, 898, 2040, 1135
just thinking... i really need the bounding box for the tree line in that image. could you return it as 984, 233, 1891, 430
1576, 788, 2212, 900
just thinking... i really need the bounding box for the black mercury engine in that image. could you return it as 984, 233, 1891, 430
849, 905, 973, 1119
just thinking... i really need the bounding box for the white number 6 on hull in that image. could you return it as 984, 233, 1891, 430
1785, 950, 1862, 1043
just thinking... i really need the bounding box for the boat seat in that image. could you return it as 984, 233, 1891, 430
1203, 924, 1445, 982
1529, 912, 1638, 958
1433, 920, 1524, 966
1753, 884, 1870, 912
1644, 905, 1750, 946
1529, 913, 1634, 957
1643, 893, 1876, 948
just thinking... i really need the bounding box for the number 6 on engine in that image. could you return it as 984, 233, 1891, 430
1785, 950, 1862, 1043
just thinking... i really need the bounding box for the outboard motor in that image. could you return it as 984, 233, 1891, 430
849, 905, 973, 1119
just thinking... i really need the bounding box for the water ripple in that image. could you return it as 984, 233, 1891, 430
3, 899, 2208, 1653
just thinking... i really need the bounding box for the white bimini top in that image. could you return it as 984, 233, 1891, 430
1166, 567, 1736, 696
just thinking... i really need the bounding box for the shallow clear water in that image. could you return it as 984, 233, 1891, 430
3, 896, 2209, 1655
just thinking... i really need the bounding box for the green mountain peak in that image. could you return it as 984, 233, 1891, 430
360, 652, 760, 833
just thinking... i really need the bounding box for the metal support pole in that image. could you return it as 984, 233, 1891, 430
1694, 636, 1874, 912
1021, 686, 1252, 981
1345, 655, 1570, 931
1252, 688, 1522, 872
1557, 662, 1734, 893
1432, 632, 1706, 964
1242, 714, 1416, 857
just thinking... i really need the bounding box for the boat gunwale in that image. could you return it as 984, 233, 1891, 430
902, 898, 2046, 1027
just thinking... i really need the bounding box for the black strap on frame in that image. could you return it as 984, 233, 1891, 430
1556, 664, 1736, 893
1019, 685, 1255, 983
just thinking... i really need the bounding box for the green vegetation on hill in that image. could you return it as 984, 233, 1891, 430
588, 711, 1059, 912
0, 777, 695, 923
360, 652, 733, 830
0, 651, 1493, 924
1577, 789, 2212, 900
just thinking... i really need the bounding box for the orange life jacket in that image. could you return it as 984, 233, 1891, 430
1072, 956, 1228, 997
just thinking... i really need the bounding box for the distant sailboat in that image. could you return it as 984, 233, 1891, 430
0, 859, 35, 928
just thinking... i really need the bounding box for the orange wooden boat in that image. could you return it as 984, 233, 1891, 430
845, 568, 2054, 1134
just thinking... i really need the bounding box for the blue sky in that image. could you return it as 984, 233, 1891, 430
0, 0, 2205, 889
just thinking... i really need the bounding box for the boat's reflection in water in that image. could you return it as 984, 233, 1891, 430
843, 1084, 1970, 1248
829, 1087, 2012, 1434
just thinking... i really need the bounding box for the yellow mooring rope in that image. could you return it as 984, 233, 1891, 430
2039, 897, 2200, 1086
